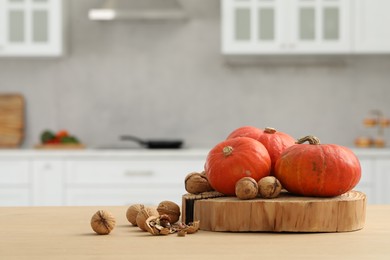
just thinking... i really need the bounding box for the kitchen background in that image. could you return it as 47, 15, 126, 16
1, 0, 390, 149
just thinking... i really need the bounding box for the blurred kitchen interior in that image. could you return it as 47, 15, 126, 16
1, 0, 390, 149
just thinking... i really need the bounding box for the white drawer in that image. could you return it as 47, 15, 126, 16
359, 159, 375, 184
65, 185, 185, 206
0, 161, 30, 184
65, 160, 203, 185
0, 188, 30, 206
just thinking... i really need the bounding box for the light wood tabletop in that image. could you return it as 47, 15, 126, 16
0, 205, 389, 259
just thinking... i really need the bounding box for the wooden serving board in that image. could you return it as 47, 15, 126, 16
0, 94, 24, 147
182, 190, 366, 233
34, 143, 86, 150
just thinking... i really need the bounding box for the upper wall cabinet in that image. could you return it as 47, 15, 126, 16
222, 0, 350, 54
222, 0, 390, 55
0, 0, 63, 57
353, 0, 390, 53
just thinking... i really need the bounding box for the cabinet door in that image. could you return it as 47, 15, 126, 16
0, 0, 63, 57
222, 0, 286, 54
353, 0, 390, 53
374, 160, 390, 204
32, 160, 64, 206
289, 0, 351, 53
355, 158, 377, 204
0, 160, 31, 206
64, 159, 205, 206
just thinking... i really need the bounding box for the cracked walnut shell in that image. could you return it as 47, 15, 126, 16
145, 215, 173, 236
136, 207, 159, 232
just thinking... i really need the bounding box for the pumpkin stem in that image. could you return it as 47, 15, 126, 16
297, 135, 321, 145
222, 146, 234, 157
264, 127, 276, 134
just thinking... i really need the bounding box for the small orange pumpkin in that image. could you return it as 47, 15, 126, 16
226, 126, 263, 141
274, 136, 361, 197
205, 137, 271, 195
257, 127, 296, 175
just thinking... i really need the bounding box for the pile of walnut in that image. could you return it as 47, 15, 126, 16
185, 171, 282, 200
90, 200, 199, 236
126, 201, 199, 236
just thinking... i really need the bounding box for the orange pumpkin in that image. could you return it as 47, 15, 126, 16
258, 127, 296, 175
274, 136, 361, 197
205, 137, 271, 195
226, 126, 263, 141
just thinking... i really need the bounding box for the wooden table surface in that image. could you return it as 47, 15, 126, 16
1, 205, 389, 259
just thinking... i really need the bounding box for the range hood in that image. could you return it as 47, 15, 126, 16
89, 0, 188, 21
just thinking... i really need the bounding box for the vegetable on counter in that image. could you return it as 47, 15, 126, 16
40, 129, 80, 145
205, 137, 271, 196
274, 135, 361, 197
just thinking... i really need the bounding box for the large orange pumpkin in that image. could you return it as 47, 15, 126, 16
274, 136, 361, 197
226, 126, 263, 141
205, 137, 271, 195
258, 127, 296, 175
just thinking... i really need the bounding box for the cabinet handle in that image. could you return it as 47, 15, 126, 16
123, 170, 154, 177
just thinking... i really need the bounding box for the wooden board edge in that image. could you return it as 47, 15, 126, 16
182, 191, 225, 224
188, 191, 367, 233
34, 144, 86, 150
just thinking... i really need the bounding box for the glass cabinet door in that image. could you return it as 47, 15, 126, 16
290, 0, 350, 53
0, 0, 62, 57
222, 0, 286, 54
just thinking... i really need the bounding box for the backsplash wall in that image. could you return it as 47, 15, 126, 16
1, 0, 390, 149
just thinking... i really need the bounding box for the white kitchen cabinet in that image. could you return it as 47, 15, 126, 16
0, 150, 207, 207
373, 160, 390, 204
31, 160, 64, 206
222, 0, 350, 54
0, 149, 389, 206
64, 159, 203, 206
0, 0, 63, 57
353, 0, 390, 53
0, 160, 31, 206
354, 158, 376, 204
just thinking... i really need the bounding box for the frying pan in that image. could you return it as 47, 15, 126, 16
120, 135, 183, 149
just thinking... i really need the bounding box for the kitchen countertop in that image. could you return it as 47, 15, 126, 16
0, 148, 210, 159
1, 147, 390, 157
0, 205, 389, 259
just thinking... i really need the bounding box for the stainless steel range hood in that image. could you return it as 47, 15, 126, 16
88, 0, 188, 21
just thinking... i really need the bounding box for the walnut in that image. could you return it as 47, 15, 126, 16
185, 172, 214, 194
90, 210, 116, 235
258, 176, 282, 199
126, 204, 144, 226
235, 177, 258, 200
157, 201, 181, 224
136, 207, 159, 231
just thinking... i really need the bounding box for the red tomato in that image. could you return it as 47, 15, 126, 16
56, 130, 69, 139
46, 137, 61, 144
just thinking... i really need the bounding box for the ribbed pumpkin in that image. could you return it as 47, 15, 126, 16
274, 136, 361, 197
205, 137, 271, 195
258, 127, 296, 175
226, 126, 263, 141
